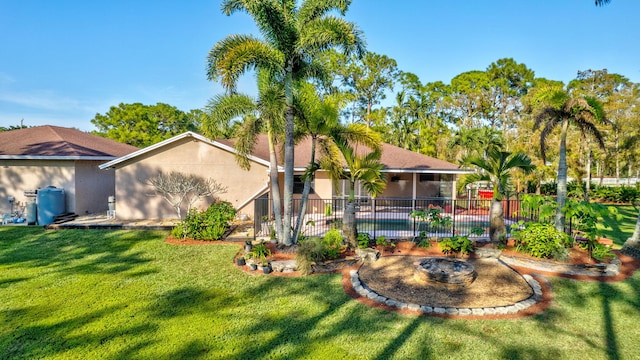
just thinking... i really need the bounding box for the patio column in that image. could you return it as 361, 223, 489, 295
452, 178, 457, 200
412, 173, 417, 211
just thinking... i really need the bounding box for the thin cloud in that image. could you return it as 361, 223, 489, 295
0, 89, 88, 112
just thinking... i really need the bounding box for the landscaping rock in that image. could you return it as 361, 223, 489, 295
421, 306, 433, 314
385, 299, 399, 307
445, 307, 459, 315
356, 248, 380, 263
472, 308, 485, 316
458, 308, 472, 316
271, 260, 297, 272
475, 247, 502, 259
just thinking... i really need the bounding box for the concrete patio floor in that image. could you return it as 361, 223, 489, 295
44, 214, 178, 231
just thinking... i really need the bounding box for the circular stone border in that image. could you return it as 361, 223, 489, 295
349, 268, 544, 317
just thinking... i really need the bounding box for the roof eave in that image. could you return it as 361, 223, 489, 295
99, 132, 271, 170
381, 168, 474, 174
0, 155, 117, 161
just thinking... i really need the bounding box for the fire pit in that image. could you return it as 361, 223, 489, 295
414, 257, 477, 287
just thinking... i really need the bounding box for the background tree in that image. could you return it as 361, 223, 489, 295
0, 123, 28, 132
207, 0, 364, 245
533, 90, 609, 232
330, 51, 399, 127
91, 102, 198, 147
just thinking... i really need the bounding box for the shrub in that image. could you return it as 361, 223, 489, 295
357, 232, 371, 249
295, 237, 326, 275
375, 235, 395, 248
438, 235, 474, 257
589, 242, 616, 262
513, 222, 570, 259
417, 236, 432, 249
322, 228, 343, 259
170, 201, 237, 240
249, 240, 271, 264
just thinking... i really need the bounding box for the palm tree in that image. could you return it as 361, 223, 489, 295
318, 124, 386, 248
534, 92, 609, 232
290, 82, 341, 241
207, 0, 364, 246
459, 148, 535, 244
595, 0, 611, 5
203, 70, 286, 240
449, 126, 503, 165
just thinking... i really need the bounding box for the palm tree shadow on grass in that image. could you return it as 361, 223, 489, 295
0, 228, 160, 282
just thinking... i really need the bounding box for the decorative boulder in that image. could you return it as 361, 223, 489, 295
356, 248, 380, 263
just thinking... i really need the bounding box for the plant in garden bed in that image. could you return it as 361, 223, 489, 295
375, 235, 395, 252
438, 227, 483, 257
171, 200, 236, 240
357, 232, 371, 249
295, 230, 345, 275
511, 222, 570, 260
411, 206, 452, 237
564, 199, 619, 259
245, 240, 272, 271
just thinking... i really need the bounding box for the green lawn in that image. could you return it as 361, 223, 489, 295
1, 227, 639, 359
600, 205, 638, 246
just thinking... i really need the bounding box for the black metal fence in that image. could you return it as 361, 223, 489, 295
254, 197, 548, 240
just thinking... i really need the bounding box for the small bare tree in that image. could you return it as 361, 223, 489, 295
147, 171, 227, 219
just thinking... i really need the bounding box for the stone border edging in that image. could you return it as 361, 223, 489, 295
349, 269, 543, 317
499, 254, 621, 277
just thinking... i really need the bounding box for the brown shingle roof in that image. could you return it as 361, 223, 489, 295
0, 125, 139, 158
219, 134, 462, 172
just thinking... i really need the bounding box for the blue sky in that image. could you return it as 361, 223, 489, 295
1, 0, 638, 132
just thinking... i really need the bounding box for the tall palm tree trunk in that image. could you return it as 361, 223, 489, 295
585, 149, 592, 202
282, 65, 294, 246
343, 183, 358, 248
622, 212, 640, 258
555, 120, 569, 233
489, 199, 505, 243
267, 124, 283, 241
292, 137, 316, 241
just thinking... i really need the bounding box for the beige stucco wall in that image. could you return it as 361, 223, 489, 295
75, 161, 116, 215
113, 138, 268, 220
0, 160, 75, 215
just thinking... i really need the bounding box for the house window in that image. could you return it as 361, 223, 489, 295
419, 173, 437, 182
293, 175, 314, 194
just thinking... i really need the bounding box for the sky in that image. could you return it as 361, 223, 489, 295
1, 0, 638, 132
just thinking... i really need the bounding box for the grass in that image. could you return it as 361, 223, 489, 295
1, 227, 640, 359
599, 205, 638, 247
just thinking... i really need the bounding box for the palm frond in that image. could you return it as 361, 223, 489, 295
298, 0, 351, 24
233, 115, 261, 170
203, 93, 257, 139
297, 16, 365, 56
458, 173, 490, 192
207, 35, 283, 90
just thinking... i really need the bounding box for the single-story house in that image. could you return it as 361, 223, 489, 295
0, 126, 138, 216
100, 131, 472, 221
